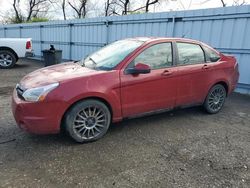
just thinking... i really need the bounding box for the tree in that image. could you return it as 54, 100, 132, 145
105, 0, 111, 16
105, 0, 115, 16
62, 0, 67, 20
68, 0, 88, 18
220, 0, 226, 7
104, 0, 131, 16
26, 0, 50, 22
145, 0, 159, 12
121, 0, 130, 15
130, 0, 161, 13
10, 0, 50, 23
13, 0, 24, 23
112, 0, 130, 15
233, 0, 246, 6
219, 0, 246, 7
104, 0, 163, 16
50, 0, 67, 20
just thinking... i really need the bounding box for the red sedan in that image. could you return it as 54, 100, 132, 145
12, 37, 239, 142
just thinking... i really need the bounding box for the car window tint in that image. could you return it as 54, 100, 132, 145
133, 43, 172, 69
203, 46, 221, 62
177, 42, 205, 65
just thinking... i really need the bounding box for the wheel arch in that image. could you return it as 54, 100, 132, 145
203, 80, 229, 104
203, 81, 228, 114
60, 96, 113, 131
0, 46, 19, 61
213, 81, 229, 95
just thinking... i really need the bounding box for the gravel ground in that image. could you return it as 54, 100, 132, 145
0, 59, 250, 188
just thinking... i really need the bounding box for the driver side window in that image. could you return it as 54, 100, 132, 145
132, 43, 173, 69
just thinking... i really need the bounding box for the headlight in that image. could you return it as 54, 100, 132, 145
22, 83, 59, 102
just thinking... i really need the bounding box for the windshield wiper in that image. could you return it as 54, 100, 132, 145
89, 57, 96, 65
74, 59, 85, 66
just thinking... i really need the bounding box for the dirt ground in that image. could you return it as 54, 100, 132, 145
0, 59, 250, 188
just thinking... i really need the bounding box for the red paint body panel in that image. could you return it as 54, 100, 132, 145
12, 37, 239, 134
175, 63, 215, 106
120, 67, 178, 117
12, 90, 65, 134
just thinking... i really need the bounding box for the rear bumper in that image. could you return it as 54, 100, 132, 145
11, 90, 63, 134
25, 51, 34, 57
230, 71, 240, 94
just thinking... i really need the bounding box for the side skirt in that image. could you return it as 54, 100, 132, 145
124, 102, 203, 120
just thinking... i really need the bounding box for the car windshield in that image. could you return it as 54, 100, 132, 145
79, 39, 144, 70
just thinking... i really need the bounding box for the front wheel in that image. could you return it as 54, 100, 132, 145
203, 84, 227, 114
64, 99, 111, 143
0, 50, 17, 69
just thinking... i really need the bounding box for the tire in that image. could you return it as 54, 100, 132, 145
0, 50, 17, 69
203, 84, 227, 114
64, 99, 111, 143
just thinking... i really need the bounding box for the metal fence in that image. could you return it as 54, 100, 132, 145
1, 5, 250, 94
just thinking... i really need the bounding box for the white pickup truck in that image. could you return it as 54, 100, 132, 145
0, 38, 33, 69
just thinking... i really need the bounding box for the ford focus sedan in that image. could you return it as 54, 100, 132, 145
12, 37, 239, 143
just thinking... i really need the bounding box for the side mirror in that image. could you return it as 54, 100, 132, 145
126, 63, 151, 75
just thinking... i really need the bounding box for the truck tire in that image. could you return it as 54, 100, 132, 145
0, 50, 17, 69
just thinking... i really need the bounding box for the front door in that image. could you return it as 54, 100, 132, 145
120, 42, 178, 117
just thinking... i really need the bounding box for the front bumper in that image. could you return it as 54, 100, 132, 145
11, 90, 63, 134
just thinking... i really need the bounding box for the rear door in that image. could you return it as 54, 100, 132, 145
120, 42, 178, 117
175, 42, 215, 106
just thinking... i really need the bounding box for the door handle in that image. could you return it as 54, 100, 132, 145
202, 64, 210, 70
162, 70, 173, 76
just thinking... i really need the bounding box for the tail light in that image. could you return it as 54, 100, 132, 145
234, 61, 238, 69
26, 41, 31, 50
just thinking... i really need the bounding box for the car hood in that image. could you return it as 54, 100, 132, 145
20, 62, 98, 88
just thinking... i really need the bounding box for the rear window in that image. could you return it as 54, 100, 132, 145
203, 46, 221, 62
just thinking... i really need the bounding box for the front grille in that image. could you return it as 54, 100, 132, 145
16, 84, 25, 100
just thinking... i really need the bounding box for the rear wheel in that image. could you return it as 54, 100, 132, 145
204, 84, 226, 114
0, 50, 17, 69
64, 99, 111, 143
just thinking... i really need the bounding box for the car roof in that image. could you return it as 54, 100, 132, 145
121, 37, 219, 54
126, 37, 201, 44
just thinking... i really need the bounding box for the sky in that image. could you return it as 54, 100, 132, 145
0, 0, 250, 22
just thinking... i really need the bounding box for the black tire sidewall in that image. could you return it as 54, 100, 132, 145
204, 84, 226, 114
0, 50, 17, 69
65, 99, 111, 143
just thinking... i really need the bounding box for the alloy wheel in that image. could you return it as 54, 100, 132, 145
207, 86, 226, 112
73, 105, 107, 139
0, 53, 13, 67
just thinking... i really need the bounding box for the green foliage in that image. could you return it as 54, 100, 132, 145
128, 11, 144, 15
8, 16, 25, 24
5, 16, 49, 24
28, 17, 49, 23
